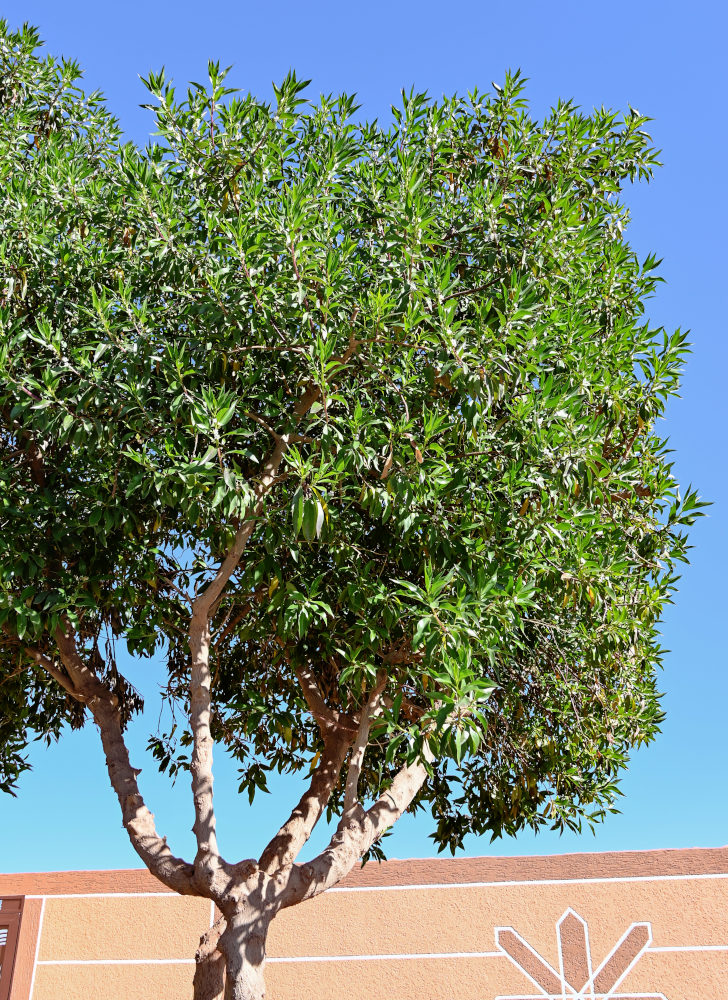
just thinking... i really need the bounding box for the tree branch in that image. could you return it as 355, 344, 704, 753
189, 610, 221, 877
195, 334, 361, 621
442, 279, 498, 302
257, 731, 351, 876
293, 664, 357, 736
244, 410, 282, 441
194, 384, 321, 620
183, 388, 326, 885
281, 741, 434, 908
360, 747, 432, 847
342, 671, 387, 815
48, 623, 196, 895
54, 622, 110, 696
23, 645, 76, 697
257, 658, 381, 875
381, 642, 422, 666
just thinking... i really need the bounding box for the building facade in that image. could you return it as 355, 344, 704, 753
1, 846, 726, 999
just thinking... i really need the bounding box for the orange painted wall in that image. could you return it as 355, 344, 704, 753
2, 846, 726, 999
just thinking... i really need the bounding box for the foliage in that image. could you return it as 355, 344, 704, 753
0, 22, 704, 849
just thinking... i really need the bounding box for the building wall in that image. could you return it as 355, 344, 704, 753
1, 846, 726, 999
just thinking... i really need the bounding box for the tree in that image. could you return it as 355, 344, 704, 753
0, 21, 704, 1000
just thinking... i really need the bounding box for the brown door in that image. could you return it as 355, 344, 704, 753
0, 897, 23, 1000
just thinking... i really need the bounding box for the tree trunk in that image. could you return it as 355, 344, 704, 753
219, 907, 272, 1000
194, 916, 226, 1000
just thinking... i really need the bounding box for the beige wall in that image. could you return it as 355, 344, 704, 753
3, 846, 727, 999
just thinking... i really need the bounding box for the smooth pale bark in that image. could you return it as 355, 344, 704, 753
184, 379, 334, 892
38, 626, 434, 998
342, 672, 387, 815
189, 610, 222, 887
213, 750, 432, 997
293, 663, 358, 735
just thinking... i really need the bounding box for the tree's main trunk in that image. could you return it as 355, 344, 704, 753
219, 907, 272, 1000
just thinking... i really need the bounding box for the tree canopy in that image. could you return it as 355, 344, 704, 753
0, 20, 704, 998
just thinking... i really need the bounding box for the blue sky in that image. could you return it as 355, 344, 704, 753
1, 0, 726, 872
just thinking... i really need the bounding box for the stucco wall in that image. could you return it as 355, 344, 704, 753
2, 846, 726, 999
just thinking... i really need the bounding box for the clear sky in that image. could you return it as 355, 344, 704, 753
1, 0, 726, 872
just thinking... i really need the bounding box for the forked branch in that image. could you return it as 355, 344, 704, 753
282, 738, 434, 907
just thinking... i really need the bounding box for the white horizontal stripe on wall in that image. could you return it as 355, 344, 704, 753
269, 951, 504, 963
494, 995, 668, 1000
26, 892, 176, 899
328, 872, 728, 892
33, 944, 728, 967
648, 944, 728, 953
23, 870, 728, 901
36, 959, 195, 966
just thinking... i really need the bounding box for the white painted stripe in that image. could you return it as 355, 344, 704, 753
28, 896, 46, 1000
268, 946, 728, 962
589, 920, 651, 995
494, 995, 667, 1000
268, 951, 504, 963
494, 922, 562, 995
328, 871, 728, 892
31, 944, 728, 968
36, 952, 504, 967
20, 870, 728, 901
36, 958, 195, 966
25, 892, 175, 900
648, 944, 728, 953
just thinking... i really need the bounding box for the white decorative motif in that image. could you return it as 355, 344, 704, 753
494, 907, 666, 999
